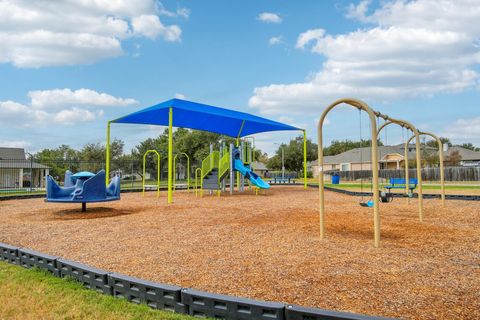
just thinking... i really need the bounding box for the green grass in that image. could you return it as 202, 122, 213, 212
0, 190, 45, 197
0, 261, 193, 320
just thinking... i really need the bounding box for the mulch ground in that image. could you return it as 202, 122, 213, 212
0, 186, 478, 319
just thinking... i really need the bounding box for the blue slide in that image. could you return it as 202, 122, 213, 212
234, 159, 270, 189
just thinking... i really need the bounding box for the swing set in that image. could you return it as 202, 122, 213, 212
317, 98, 446, 247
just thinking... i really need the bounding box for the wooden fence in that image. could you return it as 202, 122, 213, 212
328, 166, 480, 182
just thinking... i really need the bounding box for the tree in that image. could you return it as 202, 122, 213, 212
79, 138, 124, 162
267, 136, 318, 172
444, 150, 462, 166
425, 137, 452, 149
129, 128, 265, 178
323, 139, 383, 156
35, 145, 80, 180
255, 151, 269, 163
460, 143, 480, 152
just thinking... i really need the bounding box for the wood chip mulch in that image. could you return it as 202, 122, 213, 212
0, 186, 479, 320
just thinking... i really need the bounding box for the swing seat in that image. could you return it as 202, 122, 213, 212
359, 200, 374, 207
379, 191, 393, 203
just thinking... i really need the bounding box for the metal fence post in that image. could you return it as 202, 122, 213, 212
131, 160, 134, 189
29, 154, 33, 192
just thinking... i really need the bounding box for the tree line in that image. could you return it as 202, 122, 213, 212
33, 130, 479, 179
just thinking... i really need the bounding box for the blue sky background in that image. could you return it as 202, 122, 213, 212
0, 0, 479, 155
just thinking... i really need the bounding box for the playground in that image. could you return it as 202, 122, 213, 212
1, 97, 479, 320
0, 186, 479, 319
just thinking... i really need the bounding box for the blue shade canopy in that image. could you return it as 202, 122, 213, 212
111, 98, 302, 137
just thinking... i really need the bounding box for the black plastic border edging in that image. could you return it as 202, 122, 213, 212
306, 184, 480, 201
0, 242, 395, 320
181, 288, 285, 319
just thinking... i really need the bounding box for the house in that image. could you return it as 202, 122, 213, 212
0, 147, 50, 189
308, 143, 480, 177
308, 145, 418, 177
251, 161, 268, 177
446, 145, 480, 166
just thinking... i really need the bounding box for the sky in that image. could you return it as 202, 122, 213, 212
0, 0, 479, 156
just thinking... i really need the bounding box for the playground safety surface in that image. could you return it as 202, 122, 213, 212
0, 186, 478, 320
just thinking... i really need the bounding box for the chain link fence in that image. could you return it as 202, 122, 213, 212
0, 157, 201, 195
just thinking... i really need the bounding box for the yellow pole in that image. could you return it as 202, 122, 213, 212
236, 121, 245, 191
376, 121, 410, 201
318, 98, 381, 247
437, 139, 446, 207
157, 153, 160, 198
404, 136, 410, 203
415, 132, 446, 207
236, 138, 240, 190
195, 168, 202, 197
142, 152, 146, 197
303, 130, 307, 189
168, 107, 173, 204
142, 150, 160, 198
105, 121, 111, 185
174, 153, 190, 191
173, 154, 178, 192
414, 132, 424, 222
405, 133, 424, 220
186, 153, 190, 191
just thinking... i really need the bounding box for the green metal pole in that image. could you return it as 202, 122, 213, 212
173, 154, 178, 192
168, 107, 173, 203
106, 121, 111, 185
236, 138, 240, 190
186, 154, 190, 191
303, 130, 307, 189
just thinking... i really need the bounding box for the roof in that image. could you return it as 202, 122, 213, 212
447, 146, 480, 161
310, 145, 418, 165
0, 147, 25, 160
112, 98, 301, 138
0, 160, 50, 169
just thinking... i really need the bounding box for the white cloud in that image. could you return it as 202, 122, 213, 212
174, 93, 186, 99
176, 8, 191, 19
269, 36, 283, 46
0, 89, 136, 126
29, 88, 137, 109
249, 0, 480, 115
0, 140, 31, 149
131, 14, 181, 41
346, 0, 372, 22
0, 0, 184, 67
296, 29, 325, 49
52, 107, 103, 125
442, 117, 480, 144
257, 12, 282, 24
158, 3, 190, 18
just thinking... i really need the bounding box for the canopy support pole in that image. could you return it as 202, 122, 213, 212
303, 130, 307, 189
168, 107, 173, 204
106, 121, 111, 185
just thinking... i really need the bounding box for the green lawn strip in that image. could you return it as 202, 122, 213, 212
0, 261, 193, 320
